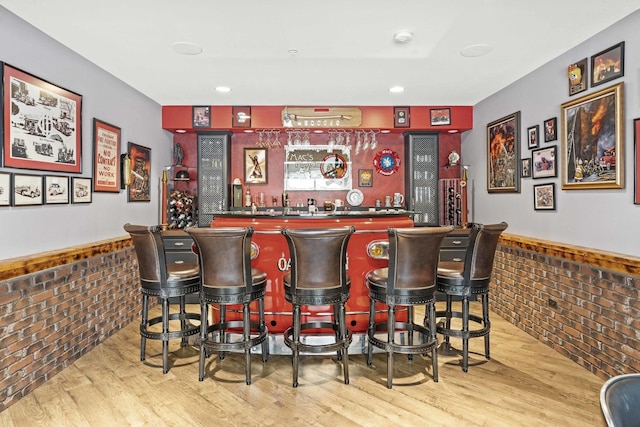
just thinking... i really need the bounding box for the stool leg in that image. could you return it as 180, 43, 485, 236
482, 293, 491, 360
179, 295, 188, 346
386, 305, 396, 389
444, 294, 453, 347
427, 301, 439, 382
333, 303, 342, 361
259, 298, 269, 362
339, 301, 349, 384
243, 302, 252, 385
462, 296, 469, 373
367, 298, 375, 366
162, 297, 170, 374
292, 304, 301, 387
407, 305, 414, 361
219, 305, 226, 360
140, 294, 149, 362
199, 301, 208, 381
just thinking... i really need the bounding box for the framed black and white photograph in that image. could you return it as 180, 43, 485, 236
532, 146, 557, 179
244, 148, 267, 184
591, 41, 624, 87
527, 125, 539, 149
13, 173, 43, 206
533, 183, 556, 211
44, 175, 69, 204
521, 158, 531, 178
192, 106, 210, 128
72, 177, 92, 203
0, 172, 11, 206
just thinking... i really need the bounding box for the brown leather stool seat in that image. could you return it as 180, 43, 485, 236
366, 226, 452, 388
124, 223, 200, 374
187, 226, 268, 385
281, 226, 355, 387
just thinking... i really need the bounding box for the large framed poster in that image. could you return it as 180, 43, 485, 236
127, 142, 151, 202
2, 63, 82, 173
92, 118, 121, 192
486, 111, 521, 193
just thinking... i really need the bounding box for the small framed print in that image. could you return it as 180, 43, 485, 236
244, 148, 267, 184
92, 118, 121, 192
0, 172, 11, 206
430, 108, 451, 126
13, 173, 43, 206
232, 106, 251, 128
532, 146, 557, 179
128, 142, 151, 202
358, 169, 373, 187
521, 158, 531, 178
394, 106, 410, 128
72, 177, 92, 203
527, 125, 539, 149
192, 106, 211, 128
568, 58, 588, 96
544, 117, 557, 142
533, 183, 556, 211
591, 41, 624, 88
44, 175, 70, 204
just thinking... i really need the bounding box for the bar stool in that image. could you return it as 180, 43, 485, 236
187, 226, 268, 385
366, 226, 452, 388
123, 223, 200, 374
435, 222, 508, 372
281, 226, 355, 387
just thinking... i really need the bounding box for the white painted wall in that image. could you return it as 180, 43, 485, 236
0, 7, 172, 259
463, 10, 640, 257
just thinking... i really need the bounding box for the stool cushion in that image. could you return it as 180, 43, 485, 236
167, 262, 200, 280
437, 261, 464, 279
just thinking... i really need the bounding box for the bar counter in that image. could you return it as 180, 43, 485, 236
209, 210, 413, 351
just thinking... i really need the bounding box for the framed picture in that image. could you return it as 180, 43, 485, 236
358, 169, 373, 187
44, 175, 69, 204
393, 106, 410, 128
533, 183, 556, 211
244, 147, 267, 184
487, 111, 520, 193
127, 142, 151, 202
192, 106, 210, 128
430, 108, 451, 126
634, 118, 640, 205
568, 58, 588, 96
521, 158, 531, 178
0, 172, 11, 206
72, 177, 92, 203
561, 82, 624, 189
544, 117, 558, 142
2, 62, 82, 173
591, 41, 624, 87
531, 146, 557, 179
13, 173, 43, 206
527, 125, 539, 149
232, 106, 251, 128
92, 118, 121, 192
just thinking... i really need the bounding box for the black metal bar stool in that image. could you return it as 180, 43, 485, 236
124, 223, 200, 374
434, 222, 508, 372
187, 226, 268, 385
366, 226, 452, 388
281, 226, 355, 387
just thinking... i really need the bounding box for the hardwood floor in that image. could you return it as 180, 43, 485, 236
0, 303, 606, 426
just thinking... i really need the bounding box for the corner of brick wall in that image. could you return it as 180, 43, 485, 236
0, 247, 141, 411
492, 244, 640, 380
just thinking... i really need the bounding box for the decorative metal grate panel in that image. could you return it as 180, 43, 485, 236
198, 134, 228, 227
406, 134, 439, 226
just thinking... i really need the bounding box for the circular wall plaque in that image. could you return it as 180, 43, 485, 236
373, 149, 401, 176
320, 153, 348, 179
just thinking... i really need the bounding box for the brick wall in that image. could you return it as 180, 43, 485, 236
492, 243, 640, 380
0, 246, 141, 411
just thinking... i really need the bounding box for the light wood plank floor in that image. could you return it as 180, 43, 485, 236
0, 303, 606, 426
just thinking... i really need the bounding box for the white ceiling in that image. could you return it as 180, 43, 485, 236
2, 1, 639, 107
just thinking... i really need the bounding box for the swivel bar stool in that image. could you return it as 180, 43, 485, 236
366, 226, 452, 389
124, 223, 200, 374
435, 222, 508, 372
281, 226, 355, 387
187, 226, 268, 385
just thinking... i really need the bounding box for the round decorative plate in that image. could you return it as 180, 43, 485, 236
346, 189, 364, 206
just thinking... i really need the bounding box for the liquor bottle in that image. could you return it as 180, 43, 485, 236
245, 186, 252, 207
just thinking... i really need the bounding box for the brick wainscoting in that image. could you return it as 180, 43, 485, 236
493, 234, 640, 380
0, 237, 140, 411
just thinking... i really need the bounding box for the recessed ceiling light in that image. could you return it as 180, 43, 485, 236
448, 129, 459, 133
389, 86, 405, 93
380, 130, 391, 134
288, 48, 299, 55
215, 86, 231, 93
170, 42, 203, 55
460, 44, 492, 58
313, 130, 324, 133
394, 31, 413, 44
175, 129, 186, 134
243, 129, 254, 133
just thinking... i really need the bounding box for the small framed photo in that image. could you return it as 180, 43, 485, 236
591, 41, 624, 87
568, 58, 588, 96
128, 142, 151, 202
543, 117, 557, 142
527, 125, 539, 149
192, 106, 211, 128
358, 169, 373, 187
430, 108, 451, 126
244, 148, 267, 184
533, 183, 556, 211
92, 118, 121, 192
232, 106, 251, 128
532, 146, 557, 179
521, 158, 531, 178
44, 175, 70, 204
0, 172, 12, 206
72, 177, 92, 203
13, 173, 43, 206
393, 106, 410, 128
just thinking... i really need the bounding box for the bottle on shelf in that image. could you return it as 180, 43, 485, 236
245, 186, 252, 207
